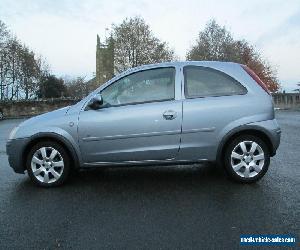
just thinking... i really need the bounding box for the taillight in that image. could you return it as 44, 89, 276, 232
241, 65, 270, 95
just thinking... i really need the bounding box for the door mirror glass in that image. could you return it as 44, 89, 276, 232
88, 94, 103, 110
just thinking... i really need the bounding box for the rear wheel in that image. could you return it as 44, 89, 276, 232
224, 135, 270, 183
26, 141, 71, 187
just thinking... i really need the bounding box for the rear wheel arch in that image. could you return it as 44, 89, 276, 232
23, 133, 79, 171
217, 127, 274, 165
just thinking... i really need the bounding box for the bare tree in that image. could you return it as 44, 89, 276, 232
19, 46, 40, 99
5, 36, 23, 100
0, 19, 51, 100
0, 20, 10, 100
64, 76, 90, 98
112, 16, 175, 72
187, 20, 280, 92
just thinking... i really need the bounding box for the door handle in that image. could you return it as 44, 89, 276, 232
163, 110, 177, 120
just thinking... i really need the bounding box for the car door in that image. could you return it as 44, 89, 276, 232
179, 65, 248, 161
78, 66, 182, 164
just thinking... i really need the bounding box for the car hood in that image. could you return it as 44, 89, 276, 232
19, 106, 71, 128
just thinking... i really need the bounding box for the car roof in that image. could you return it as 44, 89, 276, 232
89, 60, 246, 96
112, 61, 240, 82
124, 60, 240, 71
102, 60, 243, 88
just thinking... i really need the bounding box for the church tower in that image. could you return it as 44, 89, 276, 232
96, 34, 114, 85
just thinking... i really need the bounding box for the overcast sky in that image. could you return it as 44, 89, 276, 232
0, 0, 299, 91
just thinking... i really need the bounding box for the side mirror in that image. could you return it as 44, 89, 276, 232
88, 94, 103, 110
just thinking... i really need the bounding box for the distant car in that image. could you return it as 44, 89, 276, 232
6, 61, 281, 187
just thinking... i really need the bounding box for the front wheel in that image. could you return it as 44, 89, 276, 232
224, 135, 270, 183
26, 141, 71, 187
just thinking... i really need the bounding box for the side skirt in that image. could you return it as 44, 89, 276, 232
82, 159, 209, 168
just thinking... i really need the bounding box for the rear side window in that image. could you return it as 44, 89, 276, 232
184, 66, 247, 98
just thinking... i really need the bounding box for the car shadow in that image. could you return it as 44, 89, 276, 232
72, 163, 226, 185
12, 164, 255, 199
15, 163, 229, 190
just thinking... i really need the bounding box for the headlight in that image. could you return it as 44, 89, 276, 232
8, 126, 19, 140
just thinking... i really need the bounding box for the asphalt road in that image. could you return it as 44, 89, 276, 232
0, 111, 299, 249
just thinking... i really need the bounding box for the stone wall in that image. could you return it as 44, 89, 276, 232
0, 99, 80, 119
272, 93, 300, 110
0, 93, 300, 119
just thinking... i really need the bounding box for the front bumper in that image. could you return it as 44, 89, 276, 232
6, 138, 29, 174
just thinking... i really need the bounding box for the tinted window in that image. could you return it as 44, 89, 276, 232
101, 67, 175, 106
184, 66, 247, 98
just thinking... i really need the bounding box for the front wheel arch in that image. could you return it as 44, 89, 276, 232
23, 134, 79, 172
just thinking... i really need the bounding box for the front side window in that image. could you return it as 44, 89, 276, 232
184, 66, 247, 98
101, 67, 175, 107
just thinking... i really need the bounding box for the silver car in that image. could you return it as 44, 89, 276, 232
6, 61, 281, 187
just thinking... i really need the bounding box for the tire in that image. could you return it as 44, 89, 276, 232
224, 135, 270, 183
26, 141, 71, 187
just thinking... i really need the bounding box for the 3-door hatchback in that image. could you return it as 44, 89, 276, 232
6, 61, 281, 187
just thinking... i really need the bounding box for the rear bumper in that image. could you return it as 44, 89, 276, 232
269, 127, 281, 156
249, 119, 281, 156
6, 138, 29, 174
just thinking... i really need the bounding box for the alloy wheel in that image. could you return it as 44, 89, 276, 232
31, 146, 64, 184
230, 140, 265, 178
